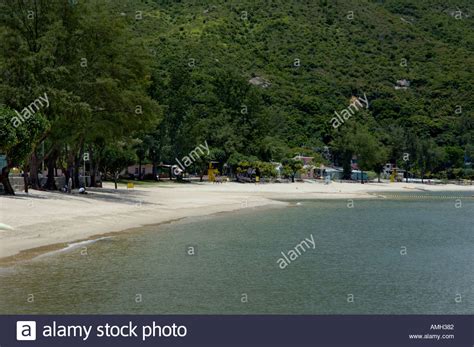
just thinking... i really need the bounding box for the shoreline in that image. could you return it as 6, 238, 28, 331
1, 181, 473, 263
0, 204, 283, 267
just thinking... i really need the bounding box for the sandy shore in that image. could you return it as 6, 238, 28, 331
1, 180, 473, 261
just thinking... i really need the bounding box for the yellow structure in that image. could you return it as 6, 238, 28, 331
127, 182, 134, 189
390, 170, 396, 183
208, 162, 217, 182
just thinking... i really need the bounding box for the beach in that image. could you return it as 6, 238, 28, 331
1, 181, 473, 261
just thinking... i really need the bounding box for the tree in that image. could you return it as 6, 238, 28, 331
281, 158, 304, 182
1, 0, 472, 192
254, 161, 278, 178
0, 107, 49, 195
0, 0, 160, 191
416, 139, 445, 182
372, 146, 389, 182
133, 138, 148, 180
333, 125, 386, 183
100, 145, 136, 189
332, 126, 355, 180
465, 144, 474, 166
350, 127, 387, 183
192, 147, 226, 181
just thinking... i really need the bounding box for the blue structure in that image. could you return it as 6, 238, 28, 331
351, 170, 368, 181
0, 155, 7, 171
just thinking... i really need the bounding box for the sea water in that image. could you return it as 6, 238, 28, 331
0, 192, 472, 314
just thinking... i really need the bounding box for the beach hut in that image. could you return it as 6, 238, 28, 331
351, 170, 368, 182
324, 167, 344, 180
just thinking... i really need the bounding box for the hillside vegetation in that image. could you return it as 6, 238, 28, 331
126, 0, 473, 172
0, 0, 473, 193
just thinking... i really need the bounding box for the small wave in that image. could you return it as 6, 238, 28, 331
0, 266, 17, 275
0, 223, 14, 230
35, 237, 111, 259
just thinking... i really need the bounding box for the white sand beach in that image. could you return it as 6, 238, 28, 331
1, 181, 473, 261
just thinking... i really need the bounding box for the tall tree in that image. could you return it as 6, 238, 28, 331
0, 107, 49, 195
0, 0, 160, 191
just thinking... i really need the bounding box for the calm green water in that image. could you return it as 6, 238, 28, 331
1, 193, 473, 314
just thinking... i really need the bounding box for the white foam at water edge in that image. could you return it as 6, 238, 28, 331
0, 266, 17, 275
0, 223, 14, 230
35, 236, 112, 259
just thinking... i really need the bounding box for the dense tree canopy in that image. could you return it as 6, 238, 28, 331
0, 0, 472, 193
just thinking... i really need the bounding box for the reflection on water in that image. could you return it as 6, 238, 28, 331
0, 193, 473, 314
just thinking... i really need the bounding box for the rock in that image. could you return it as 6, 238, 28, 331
249, 76, 271, 88
395, 79, 410, 90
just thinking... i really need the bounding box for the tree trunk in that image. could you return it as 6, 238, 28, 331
65, 163, 73, 190
44, 151, 58, 190
0, 166, 15, 195
73, 154, 81, 188
361, 170, 364, 184
65, 143, 74, 190
64, 169, 70, 189
29, 152, 40, 189
90, 164, 97, 187
90, 169, 96, 187
114, 172, 118, 189
342, 152, 352, 180
152, 160, 158, 181
405, 162, 409, 183
91, 155, 101, 188
138, 159, 142, 180
88, 147, 95, 187
23, 168, 29, 193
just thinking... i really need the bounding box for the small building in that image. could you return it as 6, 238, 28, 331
126, 164, 154, 178
317, 166, 367, 181
293, 155, 314, 165
323, 167, 344, 180
351, 170, 369, 181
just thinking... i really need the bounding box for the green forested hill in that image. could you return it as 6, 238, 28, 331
122, 0, 473, 168
1, 0, 473, 193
